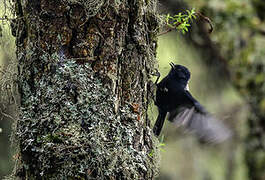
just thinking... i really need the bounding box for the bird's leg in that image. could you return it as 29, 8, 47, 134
151, 68, 161, 85
149, 69, 160, 104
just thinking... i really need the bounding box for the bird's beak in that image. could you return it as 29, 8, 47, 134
169, 62, 175, 69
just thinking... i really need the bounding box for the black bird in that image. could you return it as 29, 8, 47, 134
153, 63, 231, 143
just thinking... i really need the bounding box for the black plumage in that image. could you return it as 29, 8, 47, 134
153, 63, 231, 143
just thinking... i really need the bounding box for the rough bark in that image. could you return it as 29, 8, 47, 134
10, 0, 160, 179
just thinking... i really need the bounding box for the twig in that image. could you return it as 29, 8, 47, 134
196, 11, 213, 33
157, 28, 173, 36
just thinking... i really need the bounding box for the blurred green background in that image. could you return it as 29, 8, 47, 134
152, 33, 247, 180
0, 1, 16, 178
1, 0, 265, 179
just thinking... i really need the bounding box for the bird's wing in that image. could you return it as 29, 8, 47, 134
168, 91, 232, 143
183, 90, 207, 114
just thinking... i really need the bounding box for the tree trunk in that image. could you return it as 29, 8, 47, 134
11, 0, 160, 179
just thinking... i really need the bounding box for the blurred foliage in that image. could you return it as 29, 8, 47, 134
251, 0, 265, 20
0, 1, 16, 179
153, 33, 248, 180
155, 0, 265, 179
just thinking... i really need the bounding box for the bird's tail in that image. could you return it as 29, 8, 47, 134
168, 107, 232, 143
153, 109, 167, 136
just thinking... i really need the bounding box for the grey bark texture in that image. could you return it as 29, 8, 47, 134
10, 0, 160, 179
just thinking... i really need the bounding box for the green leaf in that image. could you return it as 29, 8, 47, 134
163, 8, 197, 34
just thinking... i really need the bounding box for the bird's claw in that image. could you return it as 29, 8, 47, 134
151, 68, 160, 77
151, 69, 161, 85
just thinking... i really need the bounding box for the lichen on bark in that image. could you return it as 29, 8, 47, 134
9, 0, 160, 179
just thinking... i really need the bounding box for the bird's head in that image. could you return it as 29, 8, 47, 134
169, 62, 191, 81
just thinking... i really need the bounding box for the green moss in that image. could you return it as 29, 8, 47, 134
66, 0, 104, 18
9, 0, 161, 178
14, 58, 159, 179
